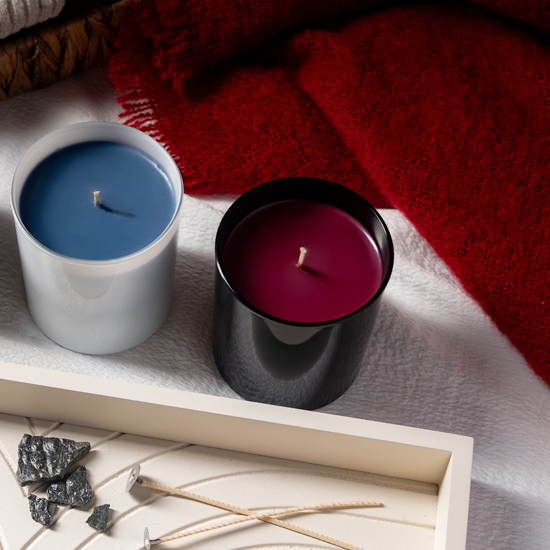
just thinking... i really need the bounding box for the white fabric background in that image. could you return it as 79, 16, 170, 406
0, 67, 549, 549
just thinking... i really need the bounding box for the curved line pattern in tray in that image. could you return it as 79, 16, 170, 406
0, 411, 439, 550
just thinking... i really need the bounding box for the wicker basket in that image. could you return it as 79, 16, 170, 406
0, 0, 130, 100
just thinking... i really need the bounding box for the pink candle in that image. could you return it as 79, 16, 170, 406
221, 199, 384, 323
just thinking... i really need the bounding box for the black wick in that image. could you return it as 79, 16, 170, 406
93, 190, 135, 218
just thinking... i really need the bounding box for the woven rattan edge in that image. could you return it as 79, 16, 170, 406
0, 0, 131, 100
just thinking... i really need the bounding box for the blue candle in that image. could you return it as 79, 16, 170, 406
19, 140, 177, 260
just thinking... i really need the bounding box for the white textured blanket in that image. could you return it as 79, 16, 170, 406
0, 0, 65, 39
0, 68, 549, 549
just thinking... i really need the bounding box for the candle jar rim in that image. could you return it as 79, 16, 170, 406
11, 121, 184, 267
215, 177, 394, 327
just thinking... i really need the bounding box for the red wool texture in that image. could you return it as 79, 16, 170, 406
109, 0, 550, 386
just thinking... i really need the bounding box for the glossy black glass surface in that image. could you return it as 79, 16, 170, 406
213, 177, 393, 409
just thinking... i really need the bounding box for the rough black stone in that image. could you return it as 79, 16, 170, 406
28, 494, 57, 526
17, 434, 91, 486
46, 465, 93, 507
86, 504, 110, 531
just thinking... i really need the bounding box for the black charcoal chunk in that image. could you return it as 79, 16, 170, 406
28, 494, 57, 526
17, 434, 91, 486
86, 504, 110, 531
47, 465, 93, 507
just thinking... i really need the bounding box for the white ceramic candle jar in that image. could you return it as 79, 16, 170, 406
11, 122, 184, 354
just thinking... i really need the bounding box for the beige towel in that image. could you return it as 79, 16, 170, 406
0, 0, 65, 39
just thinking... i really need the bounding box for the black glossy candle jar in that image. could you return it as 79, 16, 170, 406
213, 177, 393, 409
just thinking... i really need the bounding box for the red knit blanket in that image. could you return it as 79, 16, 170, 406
108, 0, 550, 386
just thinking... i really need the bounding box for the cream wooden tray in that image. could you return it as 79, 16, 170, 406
0, 361, 473, 550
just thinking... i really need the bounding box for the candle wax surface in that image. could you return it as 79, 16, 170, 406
19, 141, 176, 261
221, 200, 384, 323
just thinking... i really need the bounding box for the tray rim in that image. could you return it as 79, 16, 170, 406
0, 360, 473, 550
